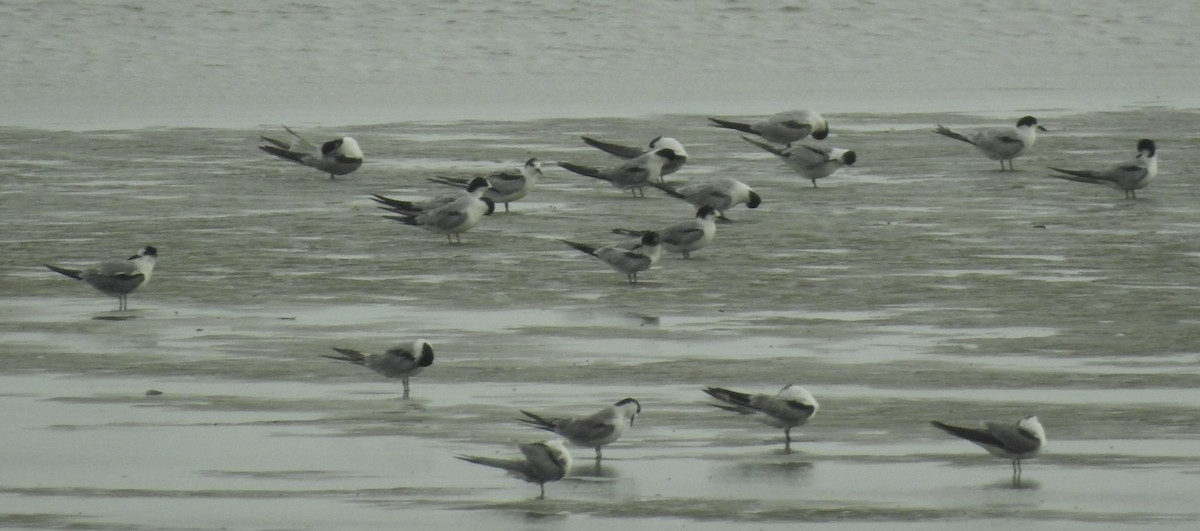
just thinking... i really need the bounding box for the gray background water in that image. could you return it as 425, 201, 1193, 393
2, 1, 1200, 530
2, 0, 1199, 128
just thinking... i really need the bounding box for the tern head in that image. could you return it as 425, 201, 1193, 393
413, 339, 435, 367
841, 150, 858, 166
130, 246, 158, 260
540, 439, 573, 472
811, 123, 830, 140
778, 384, 819, 411
1016, 116, 1047, 132
466, 176, 491, 193
481, 197, 496, 215
696, 205, 717, 220
650, 137, 688, 159
639, 231, 660, 247
324, 136, 364, 160
522, 158, 544, 179
653, 148, 681, 161
614, 397, 642, 424
1137, 139, 1157, 157
1018, 415, 1046, 443
746, 190, 763, 208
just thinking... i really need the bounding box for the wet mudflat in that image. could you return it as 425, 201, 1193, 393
2, 108, 1200, 529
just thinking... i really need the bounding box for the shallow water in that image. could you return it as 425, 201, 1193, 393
4, 0, 1200, 128
2, 106, 1200, 529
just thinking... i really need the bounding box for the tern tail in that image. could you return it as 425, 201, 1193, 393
517, 410, 558, 432
44, 264, 83, 280
708, 117, 756, 134
258, 145, 306, 164
323, 347, 367, 365
933, 125, 974, 145
560, 239, 599, 257
557, 161, 603, 179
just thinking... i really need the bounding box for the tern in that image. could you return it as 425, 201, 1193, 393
427, 158, 542, 212
259, 126, 363, 178
741, 136, 856, 187
1047, 139, 1157, 199
933, 116, 1046, 171
456, 439, 573, 499
558, 148, 683, 197
703, 384, 819, 452
648, 178, 761, 220
709, 110, 829, 145
323, 339, 434, 399
44, 246, 158, 311
518, 398, 641, 461
612, 206, 717, 258
383, 176, 495, 243
580, 136, 688, 178
561, 231, 662, 284
931, 415, 1045, 486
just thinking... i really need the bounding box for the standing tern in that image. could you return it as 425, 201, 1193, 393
560, 231, 662, 284
558, 148, 683, 197
933, 116, 1046, 171
383, 176, 495, 243
931, 415, 1045, 486
709, 110, 829, 145
1047, 139, 1157, 199
518, 398, 641, 461
427, 158, 542, 212
44, 246, 158, 311
259, 126, 363, 179
323, 339, 434, 399
580, 136, 689, 178
612, 206, 717, 258
456, 439, 573, 499
648, 178, 761, 221
703, 384, 819, 452
741, 136, 856, 188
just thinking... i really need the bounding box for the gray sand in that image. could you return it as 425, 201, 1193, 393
2, 108, 1200, 529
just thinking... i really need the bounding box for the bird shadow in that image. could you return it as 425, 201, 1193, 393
93, 314, 139, 321
984, 477, 1041, 491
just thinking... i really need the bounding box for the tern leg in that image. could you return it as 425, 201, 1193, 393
538, 483, 546, 500
784, 427, 792, 452
401, 377, 411, 399
811, 179, 818, 188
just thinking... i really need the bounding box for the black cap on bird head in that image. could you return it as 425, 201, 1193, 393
130, 246, 158, 260
747, 190, 762, 209
654, 148, 679, 160
466, 176, 491, 192
1137, 139, 1156, 156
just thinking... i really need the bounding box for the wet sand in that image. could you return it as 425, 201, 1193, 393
2, 108, 1200, 529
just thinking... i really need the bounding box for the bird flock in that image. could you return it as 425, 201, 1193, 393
39, 109, 1157, 499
